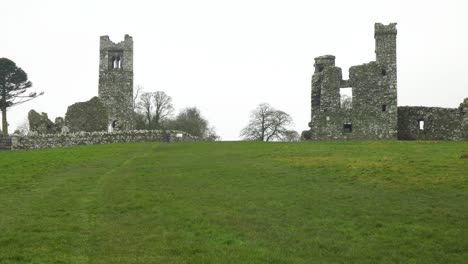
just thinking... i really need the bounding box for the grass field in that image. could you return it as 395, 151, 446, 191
1, 141, 468, 263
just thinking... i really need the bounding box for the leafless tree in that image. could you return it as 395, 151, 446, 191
133, 85, 144, 111
240, 103, 294, 141
340, 94, 352, 110
205, 126, 220, 141
153, 91, 174, 129
240, 103, 273, 141
266, 110, 293, 141
137, 92, 154, 128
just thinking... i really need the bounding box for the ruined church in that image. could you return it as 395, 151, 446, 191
303, 23, 468, 140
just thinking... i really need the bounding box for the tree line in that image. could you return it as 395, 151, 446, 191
133, 86, 219, 141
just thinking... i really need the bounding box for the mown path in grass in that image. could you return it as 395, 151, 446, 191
1, 141, 467, 263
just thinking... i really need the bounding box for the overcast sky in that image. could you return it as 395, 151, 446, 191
2, 0, 467, 140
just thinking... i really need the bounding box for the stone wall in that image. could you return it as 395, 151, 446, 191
65, 97, 108, 132
397, 106, 466, 140
348, 61, 398, 140
11, 130, 196, 150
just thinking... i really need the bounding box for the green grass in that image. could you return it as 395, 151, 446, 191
1, 141, 468, 263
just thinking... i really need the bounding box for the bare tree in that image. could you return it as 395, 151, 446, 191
340, 94, 352, 110
153, 91, 174, 129
137, 92, 154, 128
240, 103, 274, 141
133, 85, 144, 111
265, 110, 293, 141
240, 103, 294, 141
205, 126, 220, 141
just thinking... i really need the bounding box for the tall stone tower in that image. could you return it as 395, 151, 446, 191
375, 23, 397, 92
374, 23, 398, 138
98, 34, 134, 131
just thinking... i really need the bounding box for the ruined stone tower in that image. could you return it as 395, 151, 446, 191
375, 23, 397, 98
305, 23, 398, 140
98, 34, 134, 131
304, 23, 468, 141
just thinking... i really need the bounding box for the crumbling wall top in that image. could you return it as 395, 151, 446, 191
375, 23, 397, 36
314, 55, 335, 63
459, 98, 468, 114
314, 55, 336, 72
100, 34, 133, 50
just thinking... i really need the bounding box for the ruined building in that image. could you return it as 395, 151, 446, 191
98, 34, 134, 131
303, 23, 468, 140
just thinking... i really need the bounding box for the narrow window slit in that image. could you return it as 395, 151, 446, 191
419, 120, 425, 130
343, 123, 352, 133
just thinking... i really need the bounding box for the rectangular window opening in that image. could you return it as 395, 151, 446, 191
340, 87, 352, 110
343, 123, 352, 133
419, 120, 425, 130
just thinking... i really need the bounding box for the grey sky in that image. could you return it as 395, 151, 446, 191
2, 0, 467, 140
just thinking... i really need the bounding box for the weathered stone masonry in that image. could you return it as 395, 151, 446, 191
304, 23, 468, 141
398, 99, 468, 140
99, 34, 135, 131
11, 130, 196, 150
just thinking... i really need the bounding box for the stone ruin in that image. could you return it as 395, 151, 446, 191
99, 34, 135, 131
27, 35, 135, 135
303, 23, 468, 141
64, 96, 108, 132
28, 96, 108, 135
28, 110, 60, 134
18, 27, 466, 147
8, 34, 197, 150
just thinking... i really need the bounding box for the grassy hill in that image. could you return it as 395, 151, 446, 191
1, 141, 467, 263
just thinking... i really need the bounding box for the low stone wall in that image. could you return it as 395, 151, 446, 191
397, 106, 466, 140
10, 130, 196, 150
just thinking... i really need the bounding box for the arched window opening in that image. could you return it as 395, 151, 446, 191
110, 56, 115, 69
113, 57, 118, 69
108, 51, 124, 69
117, 56, 122, 69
